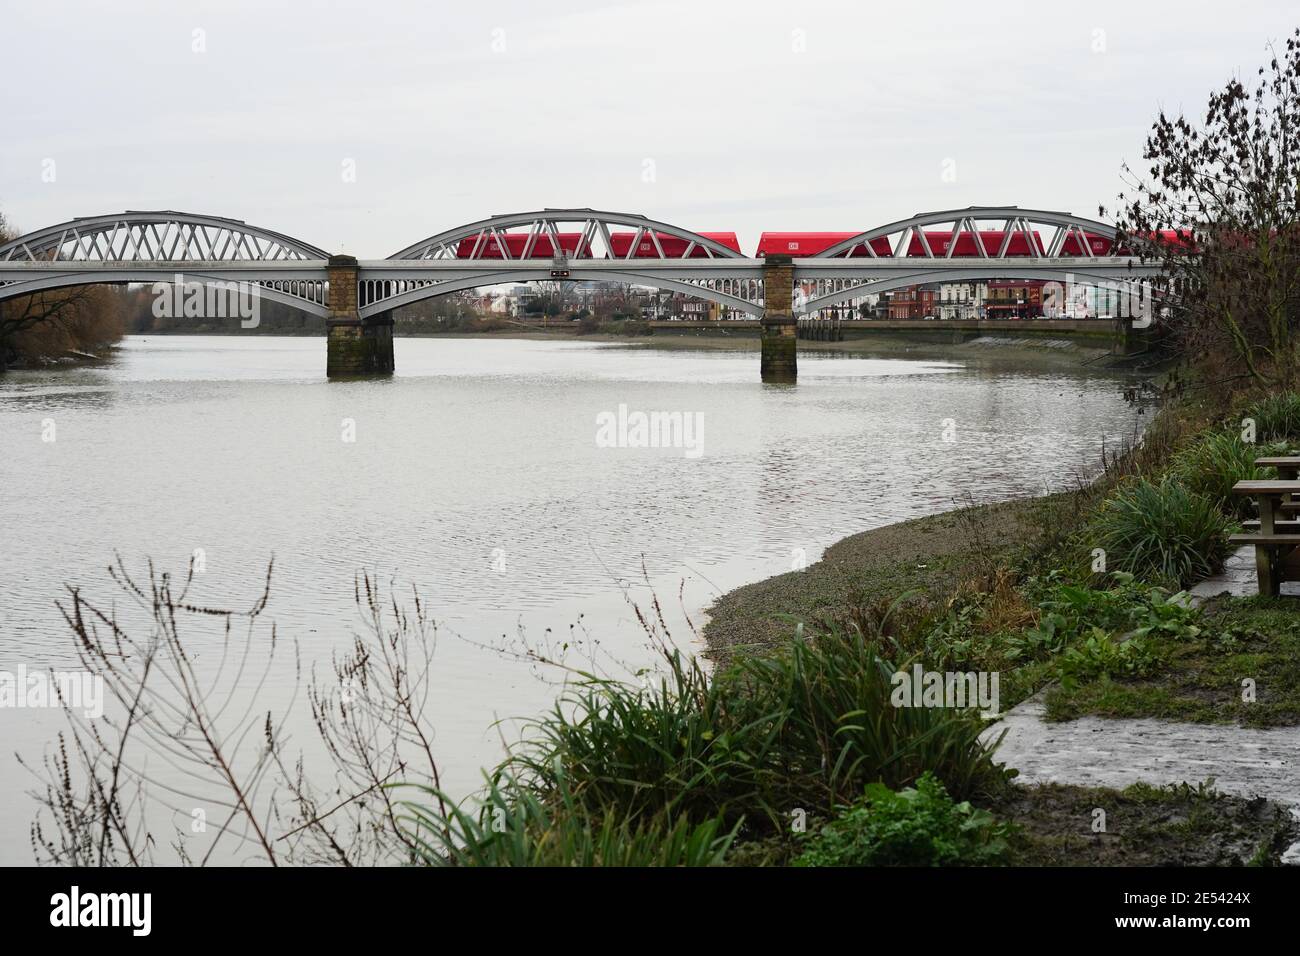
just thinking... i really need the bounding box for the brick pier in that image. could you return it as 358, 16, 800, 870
760, 255, 796, 382
325, 255, 394, 377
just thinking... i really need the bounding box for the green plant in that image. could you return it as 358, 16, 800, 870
1006, 572, 1200, 662
398, 769, 736, 867
1089, 477, 1232, 588
922, 597, 987, 667
794, 772, 1012, 867
1005, 611, 1070, 661
500, 650, 783, 825
1057, 632, 1162, 688
498, 625, 1010, 835
728, 626, 1011, 806
1125, 584, 1201, 641
1244, 392, 1300, 442
1171, 431, 1280, 517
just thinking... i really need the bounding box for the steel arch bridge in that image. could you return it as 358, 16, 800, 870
0, 205, 1167, 376
0, 205, 1162, 316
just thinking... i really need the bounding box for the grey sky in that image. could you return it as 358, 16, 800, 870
1, 0, 1295, 257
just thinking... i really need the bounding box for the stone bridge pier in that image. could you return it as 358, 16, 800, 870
760, 255, 796, 382
326, 255, 394, 377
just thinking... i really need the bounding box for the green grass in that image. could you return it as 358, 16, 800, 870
494, 630, 1011, 838
1044, 596, 1300, 727
394, 625, 1012, 866
727, 625, 1010, 804
1088, 476, 1233, 589
398, 771, 736, 867
1244, 391, 1300, 442
1170, 430, 1281, 518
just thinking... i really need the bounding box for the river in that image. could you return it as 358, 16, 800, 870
0, 333, 1146, 864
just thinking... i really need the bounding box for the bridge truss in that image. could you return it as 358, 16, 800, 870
0, 211, 333, 316
363, 208, 764, 317
0, 206, 1164, 321
796, 206, 1156, 313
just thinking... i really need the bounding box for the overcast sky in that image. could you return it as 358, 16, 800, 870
1, 0, 1295, 257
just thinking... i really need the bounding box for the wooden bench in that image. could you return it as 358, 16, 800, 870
1255, 457, 1300, 503
1231, 478, 1300, 595
1254, 456, 1300, 478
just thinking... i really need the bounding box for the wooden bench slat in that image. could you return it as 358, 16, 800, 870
1254, 457, 1300, 466
1232, 480, 1300, 494
1229, 533, 1300, 544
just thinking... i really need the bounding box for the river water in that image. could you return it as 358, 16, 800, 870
0, 334, 1145, 864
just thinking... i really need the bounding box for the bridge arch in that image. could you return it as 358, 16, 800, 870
0, 210, 329, 263
358, 267, 764, 318
388, 208, 746, 261
797, 267, 1154, 314
0, 211, 331, 314
812, 206, 1121, 260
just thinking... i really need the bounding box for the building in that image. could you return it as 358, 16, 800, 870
886, 286, 936, 320
677, 299, 719, 321
985, 280, 1045, 319
936, 282, 987, 321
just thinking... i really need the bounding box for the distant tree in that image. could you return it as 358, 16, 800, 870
0, 211, 127, 369
1108, 29, 1300, 388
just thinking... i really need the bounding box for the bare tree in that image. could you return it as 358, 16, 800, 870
20, 558, 446, 866
1107, 29, 1300, 388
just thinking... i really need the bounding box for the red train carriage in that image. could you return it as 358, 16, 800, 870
755, 233, 891, 257
607, 231, 742, 258
1113, 229, 1197, 255
905, 230, 1042, 256
454, 232, 591, 259
1061, 232, 1117, 255
757, 230, 1123, 258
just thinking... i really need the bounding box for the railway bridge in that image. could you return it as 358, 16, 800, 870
0, 206, 1165, 381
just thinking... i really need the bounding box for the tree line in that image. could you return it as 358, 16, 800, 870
0, 211, 127, 371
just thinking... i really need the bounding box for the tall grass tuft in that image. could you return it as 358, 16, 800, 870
1244, 392, 1300, 442
1170, 430, 1278, 518
500, 651, 788, 824
398, 769, 736, 867
729, 627, 1008, 805
1090, 477, 1232, 588
497, 628, 1009, 834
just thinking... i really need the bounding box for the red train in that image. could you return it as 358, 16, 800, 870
453, 232, 592, 259
453, 230, 740, 259
754, 232, 867, 257
757, 230, 1118, 257
451, 226, 1188, 259
607, 231, 741, 258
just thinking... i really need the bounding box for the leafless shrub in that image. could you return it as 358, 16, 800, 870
19, 557, 445, 866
